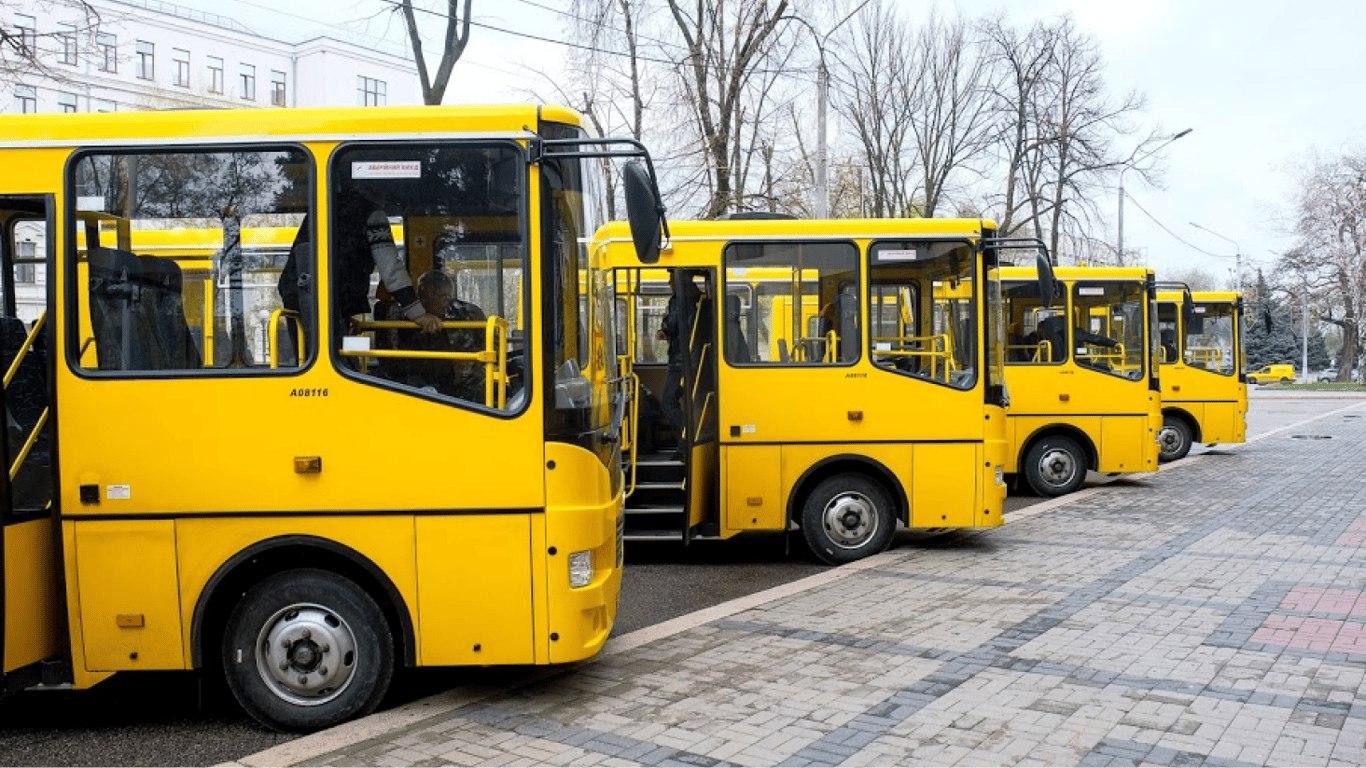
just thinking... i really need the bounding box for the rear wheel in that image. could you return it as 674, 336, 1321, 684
1023, 436, 1087, 497
1157, 414, 1194, 462
222, 568, 394, 732
801, 473, 896, 565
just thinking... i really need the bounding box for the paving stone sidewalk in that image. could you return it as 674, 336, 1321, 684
234, 404, 1366, 767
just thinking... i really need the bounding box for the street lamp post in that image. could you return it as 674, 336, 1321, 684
1117, 128, 1193, 265
783, 4, 870, 219
1189, 222, 1242, 294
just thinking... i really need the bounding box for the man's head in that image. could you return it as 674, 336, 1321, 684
417, 270, 455, 315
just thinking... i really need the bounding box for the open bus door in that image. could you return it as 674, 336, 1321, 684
678, 269, 718, 545
0, 196, 64, 693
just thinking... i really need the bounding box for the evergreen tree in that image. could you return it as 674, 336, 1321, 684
1244, 271, 1301, 370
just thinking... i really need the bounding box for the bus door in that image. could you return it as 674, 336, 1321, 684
679, 269, 718, 544
0, 196, 63, 691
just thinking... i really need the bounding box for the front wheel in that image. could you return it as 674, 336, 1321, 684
1157, 415, 1193, 462
1023, 435, 1087, 497
222, 568, 394, 732
801, 473, 896, 565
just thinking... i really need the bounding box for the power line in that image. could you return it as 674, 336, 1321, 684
1124, 191, 1230, 259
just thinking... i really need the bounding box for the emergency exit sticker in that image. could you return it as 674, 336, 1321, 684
352, 161, 422, 179
879, 249, 918, 261
107, 484, 131, 500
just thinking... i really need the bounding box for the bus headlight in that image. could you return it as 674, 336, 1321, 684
995, 466, 1005, 486
569, 550, 594, 588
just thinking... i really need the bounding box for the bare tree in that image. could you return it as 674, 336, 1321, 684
904, 9, 996, 217
397, 0, 472, 105
664, 0, 791, 218
1283, 149, 1366, 380
829, 0, 915, 218
979, 15, 1146, 260
1, 0, 103, 85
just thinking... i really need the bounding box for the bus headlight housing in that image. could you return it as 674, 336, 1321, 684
995, 466, 1005, 486
569, 550, 594, 588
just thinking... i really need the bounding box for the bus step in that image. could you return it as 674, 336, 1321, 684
633, 481, 684, 491
625, 504, 685, 515
623, 530, 687, 542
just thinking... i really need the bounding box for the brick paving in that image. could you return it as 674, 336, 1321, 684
233, 401, 1366, 767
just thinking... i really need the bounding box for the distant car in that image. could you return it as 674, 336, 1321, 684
1248, 364, 1295, 385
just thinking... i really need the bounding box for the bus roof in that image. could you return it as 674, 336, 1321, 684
1156, 288, 1241, 303
999, 264, 1155, 281
0, 103, 583, 147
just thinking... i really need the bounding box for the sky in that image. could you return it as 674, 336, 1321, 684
167, 0, 1366, 291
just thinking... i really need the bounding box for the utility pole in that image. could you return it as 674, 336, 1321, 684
1117, 128, 1192, 265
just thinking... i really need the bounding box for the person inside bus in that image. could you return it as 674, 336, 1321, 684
278, 188, 442, 359
1161, 329, 1179, 363
389, 270, 488, 403
658, 268, 704, 460
818, 279, 859, 362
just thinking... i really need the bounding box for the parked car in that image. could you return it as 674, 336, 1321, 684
1248, 364, 1295, 385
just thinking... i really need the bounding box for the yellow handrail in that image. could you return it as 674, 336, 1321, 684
9, 407, 48, 482
4, 311, 45, 388
344, 316, 510, 409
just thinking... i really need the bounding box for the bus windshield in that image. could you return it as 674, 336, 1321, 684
1071, 280, 1146, 380
1186, 300, 1237, 375
867, 240, 978, 390
541, 126, 619, 474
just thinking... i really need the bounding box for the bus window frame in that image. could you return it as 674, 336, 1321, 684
867, 237, 980, 391
324, 138, 532, 418
63, 142, 315, 381
721, 238, 861, 369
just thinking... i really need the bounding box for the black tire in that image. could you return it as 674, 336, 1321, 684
222, 568, 394, 732
1157, 414, 1193, 463
1022, 435, 1087, 497
801, 473, 896, 565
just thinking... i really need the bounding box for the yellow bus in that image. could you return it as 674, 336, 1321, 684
1155, 284, 1247, 461
0, 104, 663, 731
999, 264, 1161, 496
605, 217, 1041, 564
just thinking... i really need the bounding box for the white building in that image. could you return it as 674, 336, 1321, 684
7, 0, 419, 114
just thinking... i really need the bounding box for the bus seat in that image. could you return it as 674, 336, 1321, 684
88, 247, 142, 370
138, 255, 201, 369
777, 338, 790, 362
724, 294, 750, 363
835, 292, 858, 362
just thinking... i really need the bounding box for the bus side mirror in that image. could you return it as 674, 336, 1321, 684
623, 161, 663, 265
1036, 253, 1057, 309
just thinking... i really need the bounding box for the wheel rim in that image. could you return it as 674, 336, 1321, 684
1037, 446, 1078, 488
820, 490, 879, 550
1158, 425, 1181, 454
255, 602, 359, 707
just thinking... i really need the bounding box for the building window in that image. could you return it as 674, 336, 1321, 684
357, 76, 386, 107
207, 56, 223, 94
173, 48, 189, 87
57, 23, 77, 65
15, 14, 35, 56
15, 241, 36, 284
93, 98, 115, 113
13, 85, 36, 114
97, 32, 117, 73
270, 70, 286, 106
136, 40, 154, 80
239, 63, 255, 101
57, 92, 77, 113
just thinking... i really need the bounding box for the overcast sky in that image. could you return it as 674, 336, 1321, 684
173, 0, 1366, 289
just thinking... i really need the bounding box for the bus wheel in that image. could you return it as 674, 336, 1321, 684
801, 473, 896, 565
222, 568, 394, 732
1157, 415, 1193, 462
1023, 436, 1086, 497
